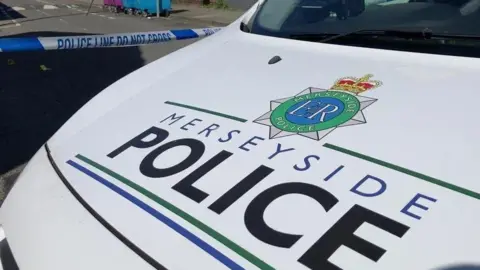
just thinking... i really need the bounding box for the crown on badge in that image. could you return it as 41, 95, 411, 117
330, 74, 382, 94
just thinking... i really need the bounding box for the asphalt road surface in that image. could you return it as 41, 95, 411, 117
224, 0, 255, 10
0, 0, 216, 203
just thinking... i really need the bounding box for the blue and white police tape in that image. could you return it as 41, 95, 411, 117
0, 27, 223, 52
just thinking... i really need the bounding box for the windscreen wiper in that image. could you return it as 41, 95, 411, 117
290, 28, 480, 43
321, 28, 435, 42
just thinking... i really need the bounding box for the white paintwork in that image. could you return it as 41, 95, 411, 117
12, 6, 26, 11
0, 226, 5, 242
0, 148, 154, 270
2, 2, 480, 270
43, 4, 58, 9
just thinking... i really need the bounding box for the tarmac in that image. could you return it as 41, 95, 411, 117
71, 0, 247, 25
75, 0, 255, 14
0, 0, 246, 203
168, 3, 245, 25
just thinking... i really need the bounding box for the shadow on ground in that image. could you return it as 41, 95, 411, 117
171, 9, 189, 14
0, 3, 26, 21
171, 0, 254, 10
0, 31, 145, 175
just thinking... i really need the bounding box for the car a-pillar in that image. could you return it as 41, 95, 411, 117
107, 126, 411, 270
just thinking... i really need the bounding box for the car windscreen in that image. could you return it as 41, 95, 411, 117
246, 0, 480, 56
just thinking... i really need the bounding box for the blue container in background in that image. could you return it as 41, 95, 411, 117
121, 0, 135, 12
121, 0, 171, 16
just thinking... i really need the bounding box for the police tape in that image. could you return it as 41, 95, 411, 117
0, 27, 223, 52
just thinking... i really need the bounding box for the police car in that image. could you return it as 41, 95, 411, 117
1, 0, 480, 269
